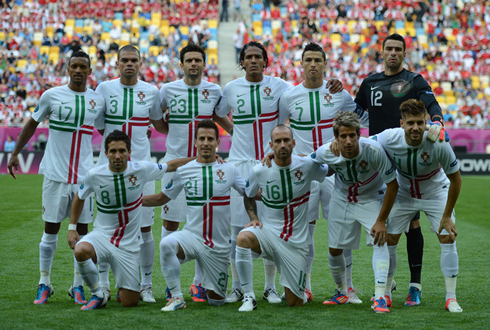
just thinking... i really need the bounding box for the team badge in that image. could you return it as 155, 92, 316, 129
202, 89, 209, 99
215, 169, 227, 184
311, 152, 316, 159
324, 93, 332, 103
163, 205, 169, 214
421, 152, 430, 163
165, 180, 173, 189
137, 92, 145, 101
264, 87, 271, 96
90, 99, 96, 109
391, 80, 409, 97
295, 170, 303, 181
359, 160, 368, 171
129, 175, 138, 186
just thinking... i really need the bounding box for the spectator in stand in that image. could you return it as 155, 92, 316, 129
4, 135, 15, 152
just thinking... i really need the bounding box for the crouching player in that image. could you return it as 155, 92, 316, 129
236, 125, 329, 312
372, 99, 463, 312
142, 120, 246, 311
68, 130, 193, 310
312, 112, 398, 313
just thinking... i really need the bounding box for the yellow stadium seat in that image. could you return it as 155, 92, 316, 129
49, 53, 59, 64
395, 28, 406, 36
471, 76, 480, 89
441, 82, 452, 93
64, 26, 74, 38
74, 26, 83, 35
89, 46, 97, 55
179, 25, 189, 36
446, 95, 456, 105
207, 47, 218, 57
406, 27, 416, 37
39, 46, 50, 55
181, 40, 188, 47
375, 21, 385, 31
0, 31, 5, 41
208, 19, 218, 29
253, 21, 262, 32
82, 26, 93, 34
50, 46, 60, 55
121, 32, 130, 42
405, 21, 414, 30
348, 20, 356, 33
361, 48, 369, 56
350, 34, 360, 44
45, 26, 54, 36
208, 53, 218, 65
207, 40, 218, 50
431, 81, 440, 89
16, 59, 27, 71
436, 95, 446, 104
101, 32, 111, 41
65, 19, 75, 27
149, 46, 160, 56
291, 20, 298, 30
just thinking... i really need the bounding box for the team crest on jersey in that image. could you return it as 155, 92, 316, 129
163, 205, 169, 214
310, 152, 316, 159
201, 89, 212, 104
419, 152, 432, 166
128, 175, 141, 190
136, 91, 147, 105
391, 80, 410, 97
215, 169, 227, 184
165, 179, 173, 189
359, 160, 369, 173
80, 183, 84, 190
88, 99, 97, 114
294, 169, 305, 185
262, 86, 274, 101
322, 93, 335, 107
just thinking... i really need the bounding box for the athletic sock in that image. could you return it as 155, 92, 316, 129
77, 259, 103, 297
140, 231, 154, 288
98, 262, 110, 289
373, 244, 389, 300
235, 246, 254, 297
160, 236, 183, 299
263, 258, 276, 291
72, 234, 84, 287
328, 253, 347, 294
39, 232, 57, 285
440, 242, 458, 300
306, 223, 315, 290
344, 249, 353, 289
406, 226, 424, 284
193, 262, 204, 286
385, 244, 398, 297
230, 225, 242, 290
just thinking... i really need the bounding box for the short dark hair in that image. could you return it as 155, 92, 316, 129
400, 99, 427, 119
69, 51, 91, 67
239, 41, 269, 70
333, 112, 361, 137
195, 120, 219, 139
270, 124, 293, 141
180, 43, 206, 64
302, 42, 326, 61
117, 45, 140, 60
105, 130, 131, 151
383, 33, 406, 52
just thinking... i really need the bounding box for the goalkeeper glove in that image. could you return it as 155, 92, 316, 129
426, 121, 450, 142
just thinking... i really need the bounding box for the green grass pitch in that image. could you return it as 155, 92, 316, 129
0, 175, 489, 329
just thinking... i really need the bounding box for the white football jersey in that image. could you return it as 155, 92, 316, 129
32, 85, 105, 184
312, 138, 396, 203
216, 76, 292, 161
246, 155, 328, 245
96, 79, 162, 164
160, 79, 223, 157
373, 128, 459, 199
78, 161, 168, 252
279, 82, 367, 155
163, 160, 246, 252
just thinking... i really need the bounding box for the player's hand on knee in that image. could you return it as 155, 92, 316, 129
438, 217, 457, 241
371, 221, 387, 246
245, 220, 263, 229
68, 230, 80, 250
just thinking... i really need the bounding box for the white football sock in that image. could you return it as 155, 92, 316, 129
73, 234, 84, 287
230, 226, 242, 289
306, 223, 315, 290
263, 258, 276, 291
77, 259, 102, 297
328, 253, 347, 294
39, 232, 57, 285
373, 243, 389, 299
140, 231, 154, 288
97, 262, 110, 288
344, 249, 353, 289
160, 236, 183, 299
385, 244, 398, 297
236, 246, 254, 297
440, 242, 458, 300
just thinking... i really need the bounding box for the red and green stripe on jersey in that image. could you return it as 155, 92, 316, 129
232, 85, 278, 160
96, 174, 143, 248
336, 159, 379, 203
395, 148, 442, 199
261, 168, 310, 242
167, 88, 213, 157
49, 94, 93, 184
185, 166, 230, 248
105, 88, 149, 160
289, 90, 333, 150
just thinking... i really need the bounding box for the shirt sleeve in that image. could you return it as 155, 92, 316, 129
149, 87, 163, 121
370, 143, 396, 184
31, 90, 52, 123
340, 90, 369, 127
78, 171, 94, 200
310, 144, 328, 165
231, 166, 246, 196
438, 141, 460, 175
159, 84, 167, 110
143, 161, 168, 182
278, 91, 290, 125
309, 159, 328, 183
353, 79, 368, 110
215, 84, 231, 117
162, 169, 184, 200
414, 75, 443, 121
93, 94, 106, 130
245, 167, 260, 198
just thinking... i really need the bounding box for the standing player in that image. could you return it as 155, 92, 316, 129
372, 99, 462, 312
7, 51, 105, 305
142, 120, 246, 312
355, 33, 446, 305
312, 112, 398, 313
95, 45, 167, 303
159, 44, 232, 303
68, 130, 193, 310
236, 125, 329, 312
278, 42, 368, 303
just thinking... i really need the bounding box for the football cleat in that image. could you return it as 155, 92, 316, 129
373, 297, 390, 313
405, 286, 422, 306
189, 284, 207, 303
140, 286, 156, 303
238, 295, 257, 312
68, 285, 88, 304
371, 295, 392, 309
34, 283, 54, 305
263, 288, 282, 304
446, 298, 463, 313
347, 287, 362, 304
165, 286, 172, 301
323, 290, 349, 305
225, 288, 244, 303
305, 288, 313, 302
161, 297, 186, 312
391, 280, 397, 292
81, 292, 108, 310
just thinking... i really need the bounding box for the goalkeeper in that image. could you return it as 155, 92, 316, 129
354, 33, 448, 306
